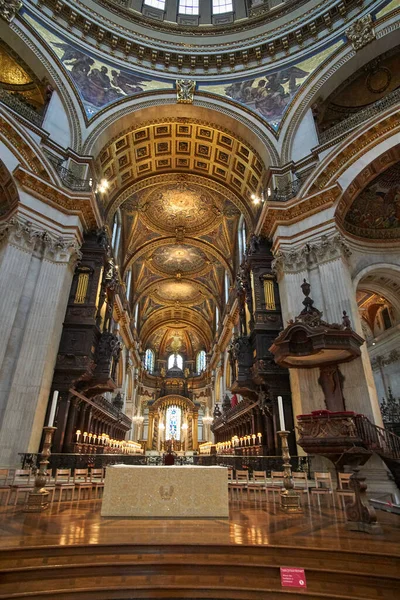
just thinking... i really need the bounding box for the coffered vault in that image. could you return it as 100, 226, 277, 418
96, 118, 266, 359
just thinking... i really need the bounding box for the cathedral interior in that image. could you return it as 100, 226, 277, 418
0, 0, 400, 597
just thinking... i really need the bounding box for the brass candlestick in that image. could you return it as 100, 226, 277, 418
278, 430, 303, 513
24, 426, 57, 512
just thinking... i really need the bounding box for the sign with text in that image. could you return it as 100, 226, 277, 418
280, 567, 307, 588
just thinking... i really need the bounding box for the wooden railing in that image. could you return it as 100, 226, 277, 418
354, 414, 400, 461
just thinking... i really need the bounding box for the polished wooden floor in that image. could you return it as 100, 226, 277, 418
0, 497, 399, 551
0, 498, 399, 599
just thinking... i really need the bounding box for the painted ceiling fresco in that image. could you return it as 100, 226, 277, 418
24, 14, 173, 117
344, 162, 400, 239
198, 42, 342, 131
118, 173, 239, 357
26, 12, 342, 129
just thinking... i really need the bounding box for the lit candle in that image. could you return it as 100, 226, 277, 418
76, 429, 81, 442
88, 433, 92, 443
93, 434, 97, 444
83, 431, 87, 443
48, 391, 59, 427
240, 437, 243, 446
252, 434, 256, 444
257, 432, 262, 444
278, 396, 286, 431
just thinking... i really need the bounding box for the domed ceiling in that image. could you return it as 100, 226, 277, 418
151, 244, 209, 276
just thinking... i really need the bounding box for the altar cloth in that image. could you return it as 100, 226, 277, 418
101, 465, 229, 518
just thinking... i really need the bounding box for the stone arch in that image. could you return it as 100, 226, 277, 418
0, 158, 19, 218
3, 21, 82, 151
279, 25, 400, 164
335, 142, 400, 245
82, 94, 280, 168
107, 172, 255, 235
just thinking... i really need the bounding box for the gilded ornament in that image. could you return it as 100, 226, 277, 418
346, 15, 376, 51
0, 0, 22, 23
176, 80, 196, 104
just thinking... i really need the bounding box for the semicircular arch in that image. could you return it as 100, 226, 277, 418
151, 394, 196, 412
280, 27, 400, 164
134, 277, 221, 309
140, 309, 212, 349
83, 95, 279, 167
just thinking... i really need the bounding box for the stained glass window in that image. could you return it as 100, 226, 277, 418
168, 353, 183, 369
144, 348, 154, 373
196, 350, 206, 373
166, 405, 181, 440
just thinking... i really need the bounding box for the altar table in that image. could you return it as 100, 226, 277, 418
101, 465, 229, 518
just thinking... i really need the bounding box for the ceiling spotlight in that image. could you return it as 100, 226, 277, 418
96, 178, 109, 194
252, 195, 261, 205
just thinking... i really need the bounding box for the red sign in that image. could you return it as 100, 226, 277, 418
280, 567, 307, 588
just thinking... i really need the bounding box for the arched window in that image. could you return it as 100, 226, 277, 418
144, 0, 165, 9
215, 305, 220, 330
196, 350, 207, 373
179, 0, 199, 14
111, 209, 121, 256
125, 269, 132, 301
212, 0, 233, 14
133, 303, 139, 329
238, 216, 246, 261
144, 349, 154, 373
225, 271, 230, 304
168, 353, 183, 370
166, 405, 182, 440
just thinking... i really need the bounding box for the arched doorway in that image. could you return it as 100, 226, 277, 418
147, 395, 199, 452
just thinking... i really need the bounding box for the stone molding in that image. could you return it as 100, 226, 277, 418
272, 234, 351, 274
371, 349, 400, 370
0, 216, 82, 264
28, 0, 370, 75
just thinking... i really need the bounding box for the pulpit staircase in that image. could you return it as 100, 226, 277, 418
354, 414, 400, 490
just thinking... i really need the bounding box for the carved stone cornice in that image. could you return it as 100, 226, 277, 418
13, 166, 100, 231
272, 234, 351, 274
261, 185, 340, 238
26, 0, 372, 75
346, 14, 376, 51
0, 0, 22, 23
0, 216, 82, 264
371, 349, 400, 370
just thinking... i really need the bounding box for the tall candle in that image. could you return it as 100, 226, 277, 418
278, 396, 286, 431
48, 391, 59, 426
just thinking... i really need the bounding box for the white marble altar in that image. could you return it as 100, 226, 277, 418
101, 465, 229, 518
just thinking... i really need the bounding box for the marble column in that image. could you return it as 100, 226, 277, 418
273, 234, 382, 424
0, 217, 80, 466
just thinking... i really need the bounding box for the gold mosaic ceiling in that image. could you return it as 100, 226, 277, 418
98, 119, 265, 359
